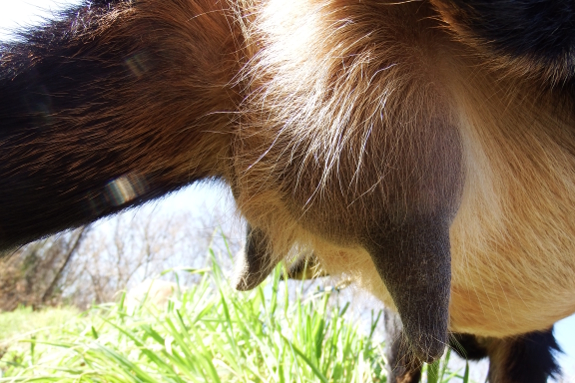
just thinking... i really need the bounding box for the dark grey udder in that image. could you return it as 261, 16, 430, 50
233, 224, 280, 291
365, 214, 451, 363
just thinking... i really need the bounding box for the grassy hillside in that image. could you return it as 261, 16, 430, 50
0, 254, 469, 382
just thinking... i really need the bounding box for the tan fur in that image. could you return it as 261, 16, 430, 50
448, 68, 575, 336
233, 0, 460, 256
226, 0, 575, 339
4, 0, 575, 351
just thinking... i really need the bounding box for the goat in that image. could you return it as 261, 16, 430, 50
1, 0, 573, 381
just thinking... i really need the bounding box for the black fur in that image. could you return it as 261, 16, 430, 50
450, 330, 562, 383
501, 328, 562, 383
388, 329, 561, 382
449, 333, 488, 361
440, 0, 575, 70
0, 0, 208, 249
0, 0, 571, 381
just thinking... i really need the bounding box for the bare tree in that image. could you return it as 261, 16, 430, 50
0, 186, 244, 310
58, 201, 244, 308
0, 227, 87, 310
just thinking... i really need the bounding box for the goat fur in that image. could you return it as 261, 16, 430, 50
1, 0, 573, 380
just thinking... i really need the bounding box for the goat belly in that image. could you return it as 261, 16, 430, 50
234, 0, 575, 341
447, 64, 575, 337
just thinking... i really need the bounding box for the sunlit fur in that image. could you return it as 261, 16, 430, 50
1, 0, 574, 378
229, 0, 575, 338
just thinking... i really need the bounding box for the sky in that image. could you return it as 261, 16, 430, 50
0, 0, 573, 378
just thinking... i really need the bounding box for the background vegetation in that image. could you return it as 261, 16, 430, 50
0, 186, 488, 382
0, 251, 471, 382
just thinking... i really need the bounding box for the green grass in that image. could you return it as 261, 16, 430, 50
0, 252, 471, 382
0, 307, 79, 343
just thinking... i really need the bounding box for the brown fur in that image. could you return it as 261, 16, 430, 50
3, 0, 238, 178
228, 0, 575, 338
2, 0, 574, 373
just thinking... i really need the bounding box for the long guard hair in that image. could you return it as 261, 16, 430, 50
1, 0, 573, 381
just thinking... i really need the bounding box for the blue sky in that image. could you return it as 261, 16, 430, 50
1, 0, 573, 377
